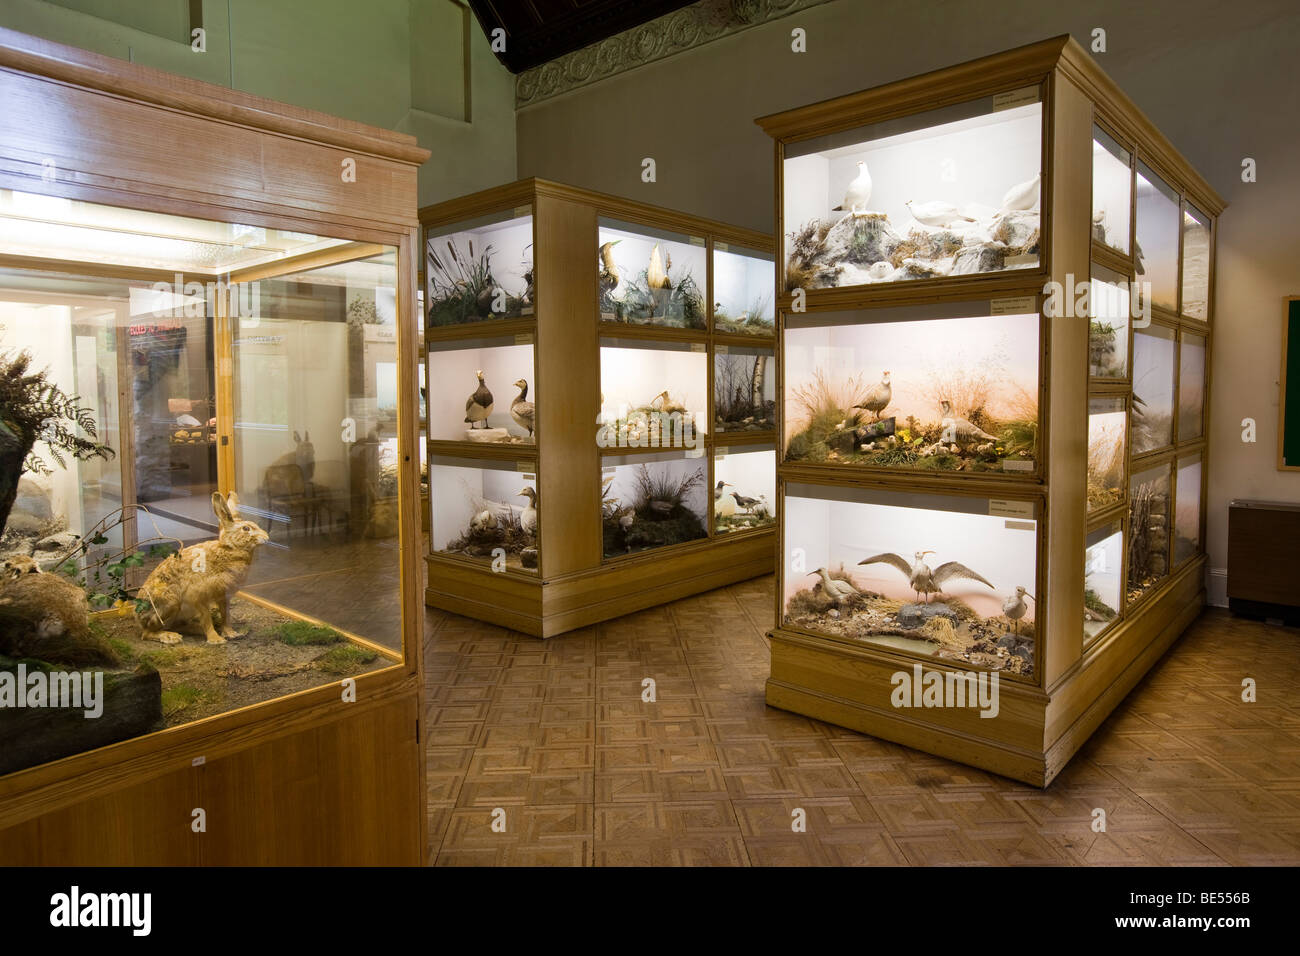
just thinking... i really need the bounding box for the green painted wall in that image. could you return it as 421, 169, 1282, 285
0, 0, 515, 205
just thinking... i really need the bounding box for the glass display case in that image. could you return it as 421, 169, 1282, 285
598, 217, 707, 329
601, 452, 708, 559
1092, 126, 1132, 255
1135, 161, 1180, 313
425, 208, 534, 326
1089, 264, 1132, 379
783, 303, 1040, 473
429, 455, 538, 573
1132, 323, 1176, 453
1084, 521, 1123, 642
714, 444, 776, 533
713, 242, 775, 336
0, 193, 407, 774
1178, 331, 1206, 442
1088, 396, 1127, 511
1181, 203, 1211, 320
781, 92, 1041, 291
783, 483, 1039, 675
1174, 454, 1202, 565
715, 345, 776, 433
1127, 461, 1171, 604
599, 337, 708, 448
426, 335, 536, 444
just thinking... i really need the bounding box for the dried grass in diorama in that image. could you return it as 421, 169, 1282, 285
1130, 393, 1172, 453
600, 243, 706, 329
426, 236, 532, 326
602, 464, 706, 557
714, 292, 774, 335
1087, 418, 1125, 510
714, 353, 775, 431
1126, 476, 1169, 603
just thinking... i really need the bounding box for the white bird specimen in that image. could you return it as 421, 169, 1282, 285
858, 550, 994, 604
809, 567, 859, 605
939, 399, 998, 444
465, 370, 493, 429
999, 173, 1041, 213
1002, 585, 1034, 635
510, 378, 535, 438
905, 199, 976, 228
832, 160, 873, 215
852, 371, 892, 421
617, 508, 635, 532
469, 509, 497, 534
518, 487, 538, 536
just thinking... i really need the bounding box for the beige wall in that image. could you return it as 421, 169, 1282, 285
516, 0, 1300, 585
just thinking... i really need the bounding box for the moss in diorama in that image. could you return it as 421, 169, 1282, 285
274, 621, 344, 646
442, 486, 539, 571
785, 369, 1037, 473
1083, 586, 1118, 629
599, 241, 706, 329
316, 643, 379, 675
426, 236, 532, 326
714, 293, 774, 336
602, 464, 706, 558
714, 353, 775, 432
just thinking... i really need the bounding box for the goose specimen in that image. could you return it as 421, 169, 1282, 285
1002, 585, 1034, 635
809, 567, 859, 606
857, 550, 994, 604
518, 487, 538, 536
598, 241, 621, 297
831, 160, 873, 215
729, 491, 762, 514
510, 379, 535, 438
852, 371, 892, 421
939, 399, 997, 444
905, 199, 976, 228
469, 509, 497, 534
465, 370, 493, 429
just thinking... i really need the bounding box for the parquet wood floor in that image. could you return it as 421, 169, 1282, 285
423, 575, 1300, 866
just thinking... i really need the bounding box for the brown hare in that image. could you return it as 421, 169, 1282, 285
134, 491, 269, 645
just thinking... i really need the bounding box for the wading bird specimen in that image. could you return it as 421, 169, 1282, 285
730, 491, 761, 514
599, 241, 621, 297
1002, 585, 1034, 635
857, 549, 994, 604
809, 566, 859, 605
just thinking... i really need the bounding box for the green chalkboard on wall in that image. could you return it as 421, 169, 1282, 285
1281, 298, 1300, 470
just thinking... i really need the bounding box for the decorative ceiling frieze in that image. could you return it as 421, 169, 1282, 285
514, 0, 837, 109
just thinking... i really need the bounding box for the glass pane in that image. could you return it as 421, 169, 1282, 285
783, 482, 1039, 676
784, 303, 1039, 473
426, 209, 534, 326
430, 455, 538, 574
426, 335, 536, 444
714, 444, 776, 534
1089, 263, 1131, 378
599, 338, 707, 449
715, 346, 775, 432
1181, 202, 1211, 320
713, 242, 774, 336
602, 452, 707, 558
1175, 455, 1202, 564
1135, 162, 1179, 312
1092, 127, 1131, 254
1132, 324, 1176, 453
1178, 332, 1206, 442
1084, 521, 1122, 642
1127, 462, 1171, 603
783, 91, 1041, 290
1088, 396, 1126, 512
598, 218, 707, 329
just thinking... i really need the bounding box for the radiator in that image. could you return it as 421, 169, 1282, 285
1228, 499, 1300, 622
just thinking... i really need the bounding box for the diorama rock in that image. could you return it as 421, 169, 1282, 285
896, 602, 959, 628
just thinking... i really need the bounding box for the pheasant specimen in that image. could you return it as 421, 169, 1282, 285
465, 370, 493, 429
832, 160, 873, 215
939, 399, 997, 444
1002, 585, 1034, 635
853, 371, 892, 421
510, 379, 535, 439
809, 567, 859, 606
857, 549, 994, 604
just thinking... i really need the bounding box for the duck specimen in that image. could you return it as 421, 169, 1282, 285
465, 370, 493, 429
999, 173, 1041, 213
599, 241, 621, 297
730, 491, 761, 514
939, 399, 998, 444
1002, 585, 1034, 635
809, 567, 859, 606
858, 550, 994, 604
510, 378, 535, 438
905, 199, 976, 228
469, 509, 497, 534
832, 160, 873, 215
853, 371, 892, 421
518, 487, 538, 536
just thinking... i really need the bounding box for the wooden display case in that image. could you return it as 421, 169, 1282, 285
757, 35, 1223, 786
421, 180, 776, 637
0, 28, 428, 862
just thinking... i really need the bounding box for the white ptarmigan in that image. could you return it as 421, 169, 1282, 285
832, 161, 873, 215
999, 173, 1041, 213
905, 199, 976, 228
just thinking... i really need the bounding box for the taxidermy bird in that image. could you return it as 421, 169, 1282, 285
939, 399, 998, 444
905, 200, 976, 228
510, 379, 535, 439
1002, 585, 1034, 635
714, 480, 732, 501
809, 567, 859, 606
599, 241, 621, 296
649, 390, 671, 410
465, 370, 493, 429
858, 550, 994, 604
617, 507, 636, 532
999, 173, 1041, 213
852, 371, 892, 421
831, 160, 873, 215
469, 509, 497, 534
518, 487, 538, 536
730, 491, 761, 514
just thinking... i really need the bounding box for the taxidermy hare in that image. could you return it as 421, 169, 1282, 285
134, 491, 269, 645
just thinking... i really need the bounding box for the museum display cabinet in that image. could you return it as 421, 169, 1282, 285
757, 35, 1223, 786
420, 179, 776, 637
0, 28, 428, 862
